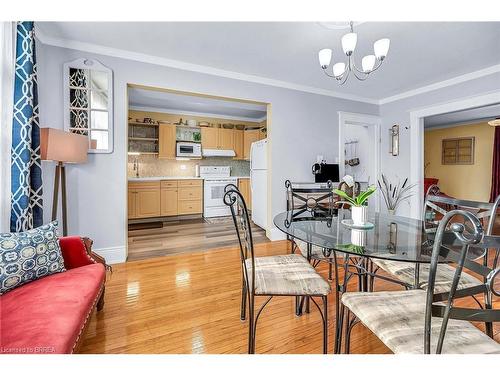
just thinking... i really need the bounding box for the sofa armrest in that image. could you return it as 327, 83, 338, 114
59, 236, 105, 270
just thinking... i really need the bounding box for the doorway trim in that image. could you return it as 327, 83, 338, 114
338, 111, 381, 211
409, 90, 500, 219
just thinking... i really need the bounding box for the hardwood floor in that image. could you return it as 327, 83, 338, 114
80, 240, 499, 354
127, 217, 269, 261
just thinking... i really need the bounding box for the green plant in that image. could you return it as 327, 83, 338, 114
334, 185, 376, 207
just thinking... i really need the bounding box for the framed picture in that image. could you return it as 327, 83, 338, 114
442, 137, 474, 165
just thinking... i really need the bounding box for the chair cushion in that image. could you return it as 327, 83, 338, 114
372, 259, 482, 292
245, 254, 330, 296
0, 221, 65, 294
0, 263, 105, 354
342, 289, 500, 354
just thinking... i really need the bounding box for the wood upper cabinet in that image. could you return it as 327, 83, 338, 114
201, 127, 218, 149
243, 129, 260, 160
218, 128, 234, 150
233, 129, 244, 159
159, 125, 177, 159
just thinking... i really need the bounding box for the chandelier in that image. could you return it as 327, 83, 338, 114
318, 22, 390, 85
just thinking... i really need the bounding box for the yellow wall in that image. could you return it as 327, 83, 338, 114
424, 121, 494, 201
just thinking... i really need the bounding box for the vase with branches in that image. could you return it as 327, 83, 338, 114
378, 174, 416, 214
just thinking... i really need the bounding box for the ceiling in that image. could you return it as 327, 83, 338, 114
424, 103, 500, 128
128, 88, 267, 120
37, 22, 500, 101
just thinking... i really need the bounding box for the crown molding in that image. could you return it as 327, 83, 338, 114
35, 29, 379, 105
379, 64, 500, 105
129, 105, 264, 123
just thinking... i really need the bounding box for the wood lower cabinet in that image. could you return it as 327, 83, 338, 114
161, 183, 178, 217
238, 178, 251, 210
243, 129, 260, 160
128, 179, 202, 219
129, 181, 161, 219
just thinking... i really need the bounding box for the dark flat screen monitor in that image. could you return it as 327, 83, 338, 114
314, 163, 340, 183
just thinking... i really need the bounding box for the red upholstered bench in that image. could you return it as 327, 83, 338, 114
0, 237, 106, 354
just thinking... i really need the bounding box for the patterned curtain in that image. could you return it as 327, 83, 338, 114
10, 22, 43, 232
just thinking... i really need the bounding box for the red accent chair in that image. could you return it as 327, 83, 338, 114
0, 237, 106, 354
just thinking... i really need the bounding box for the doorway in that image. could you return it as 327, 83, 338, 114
338, 111, 381, 211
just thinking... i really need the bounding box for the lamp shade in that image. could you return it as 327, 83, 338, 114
318, 48, 332, 68
40, 128, 88, 163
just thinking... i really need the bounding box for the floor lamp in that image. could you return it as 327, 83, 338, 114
40, 128, 88, 236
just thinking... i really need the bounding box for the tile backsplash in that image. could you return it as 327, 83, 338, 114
128, 155, 250, 177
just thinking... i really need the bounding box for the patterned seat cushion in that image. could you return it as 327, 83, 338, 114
372, 259, 482, 292
0, 222, 65, 295
245, 254, 331, 296
342, 289, 500, 354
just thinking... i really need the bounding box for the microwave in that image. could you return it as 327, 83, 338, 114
176, 142, 202, 158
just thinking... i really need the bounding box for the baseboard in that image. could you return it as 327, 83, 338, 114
267, 227, 287, 241
93, 245, 127, 264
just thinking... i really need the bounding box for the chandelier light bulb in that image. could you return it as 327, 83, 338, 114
374, 38, 390, 60
341, 32, 357, 56
332, 62, 346, 78
318, 48, 332, 69
362, 55, 376, 72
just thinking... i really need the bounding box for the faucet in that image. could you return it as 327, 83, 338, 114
133, 156, 139, 177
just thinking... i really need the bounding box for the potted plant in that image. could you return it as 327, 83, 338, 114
334, 185, 377, 225
378, 174, 416, 215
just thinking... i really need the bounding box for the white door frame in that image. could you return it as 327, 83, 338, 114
338, 111, 381, 211
409, 90, 500, 219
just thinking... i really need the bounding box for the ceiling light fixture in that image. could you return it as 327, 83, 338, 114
318, 21, 390, 85
488, 117, 500, 126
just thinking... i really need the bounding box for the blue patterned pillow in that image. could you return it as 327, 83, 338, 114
0, 221, 66, 294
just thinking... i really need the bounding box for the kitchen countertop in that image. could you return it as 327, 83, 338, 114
128, 176, 250, 182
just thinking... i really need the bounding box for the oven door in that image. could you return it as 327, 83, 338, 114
204, 180, 226, 208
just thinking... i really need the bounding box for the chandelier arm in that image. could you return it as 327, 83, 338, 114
351, 69, 370, 81
337, 69, 350, 85
322, 69, 336, 78
351, 58, 367, 75
368, 59, 384, 73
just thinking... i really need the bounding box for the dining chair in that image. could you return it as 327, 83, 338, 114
371, 191, 500, 292
341, 209, 500, 354
224, 185, 331, 354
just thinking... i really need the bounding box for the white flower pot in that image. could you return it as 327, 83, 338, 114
351, 229, 367, 246
351, 205, 368, 225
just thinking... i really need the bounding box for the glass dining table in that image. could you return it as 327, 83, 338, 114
273, 208, 485, 353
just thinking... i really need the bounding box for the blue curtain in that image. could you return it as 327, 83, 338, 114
10, 22, 43, 232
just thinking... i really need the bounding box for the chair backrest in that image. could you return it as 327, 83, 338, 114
424, 209, 500, 354
285, 180, 334, 218
224, 184, 255, 294
423, 185, 498, 235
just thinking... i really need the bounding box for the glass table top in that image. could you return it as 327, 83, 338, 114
273, 209, 485, 263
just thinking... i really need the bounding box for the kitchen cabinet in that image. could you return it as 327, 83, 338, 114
129, 181, 161, 219
238, 178, 252, 210
178, 179, 203, 215
201, 127, 218, 149
128, 189, 137, 219
201, 127, 234, 150
128, 179, 203, 219
233, 129, 244, 160
158, 124, 177, 159
243, 129, 260, 160
161, 180, 178, 217
218, 128, 234, 150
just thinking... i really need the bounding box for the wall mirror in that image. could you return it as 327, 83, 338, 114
63, 58, 113, 153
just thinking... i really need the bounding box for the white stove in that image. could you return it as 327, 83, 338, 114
200, 166, 238, 218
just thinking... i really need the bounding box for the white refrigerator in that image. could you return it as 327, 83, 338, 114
250, 139, 268, 230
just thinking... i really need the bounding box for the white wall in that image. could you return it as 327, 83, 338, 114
36, 43, 378, 263
379, 72, 500, 217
